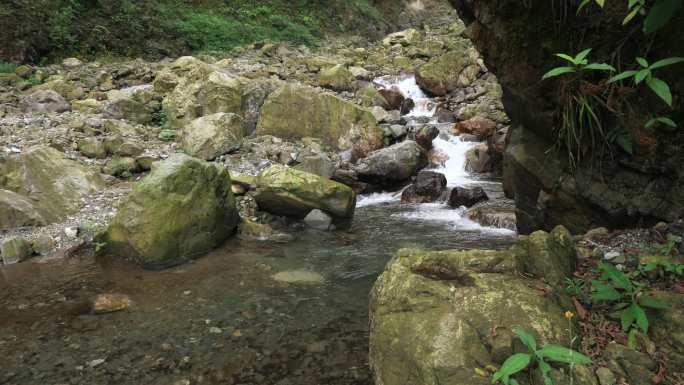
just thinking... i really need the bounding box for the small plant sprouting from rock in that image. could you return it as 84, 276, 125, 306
591, 262, 670, 338
491, 327, 591, 385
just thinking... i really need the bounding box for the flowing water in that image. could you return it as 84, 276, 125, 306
0, 76, 516, 385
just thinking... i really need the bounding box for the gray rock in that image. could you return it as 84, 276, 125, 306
596, 367, 616, 385
20, 90, 70, 114
448, 186, 489, 208
0, 189, 46, 230
355, 140, 427, 186
1, 237, 33, 264
32, 233, 55, 255
180, 113, 244, 160
304, 209, 333, 230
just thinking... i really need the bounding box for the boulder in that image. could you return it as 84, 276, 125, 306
466, 200, 517, 231
382, 28, 420, 46
0, 189, 46, 230
256, 84, 383, 159
77, 138, 107, 159
103, 89, 154, 124
465, 143, 492, 173
1, 237, 33, 265
379, 88, 405, 110
254, 164, 356, 219
20, 90, 70, 114
103, 157, 140, 177
180, 113, 244, 160
400, 171, 447, 203
400, 98, 415, 115
415, 125, 439, 150
369, 226, 576, 385
318, 64, 354, 91
33, 78, 84, 100
241, 78, 281, 134
415, 50, 479, 96
163, 68, 243, 129
356, 85, 388, 109
294, 154, 335, 179
105, 154, 238, 268
0, 146, 104, 222
238, 219, 293, 243
304, 209, 333, 230
448, 186, 489, 208
355, 140, 427, 186
153, 56, 214, 94
453, 116, 497, 139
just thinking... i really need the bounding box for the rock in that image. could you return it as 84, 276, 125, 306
77, 138, 107, 159
304, 209, 333, 230
20, 90, 70, 113
349, 66, 370, 79
92, 294, 132, 314
294, 154, 335, 179
238, 219, 293, 242
71, 98, 103, 114
436, 108, 458, 123
603, 251, 625, 264
355, 85, 388, 108
400, 98, 415, 115
14, 65, 33, 78
0, 146, 104, 222
596, 367, 616, 385
453, 116, 497, 139
415, 125, 439, 150
158, 129, 177, 141
1, 237, 33, 264
466, 200, 517, 231
378, 88, 405, 110
64, 226, 79, 239
382, 28, 420, 46
254, 164, 356, 219
0, 189, 46, 229
62, 57, 83, 67
104, 137, 144, 157
603, 342, 656, 385
256, 84, 383, 159
180, 113, 244, 160
102, 157, 139, 177
104, 154, 238, 268
448, 186, 489, 208
33, 78, 84, 100
318, 64, 354, 91
241, 78, 281, 134
400, 171, 447, 203
32, 234, 55, 255
272, 270, 324, 284
416, 49, 479, 96
163, 68, 243, 129
153, 56, 213, 94
355, 140, 427, 186
103, 90, 154, 124
465, 143, 492, 173
369, 227, 575, 385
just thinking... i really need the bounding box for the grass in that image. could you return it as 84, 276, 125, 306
0, 61, 17, 73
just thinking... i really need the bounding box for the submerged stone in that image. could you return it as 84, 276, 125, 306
272, 270, 325, 284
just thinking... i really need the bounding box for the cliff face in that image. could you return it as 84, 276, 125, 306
451, 0, 684, 234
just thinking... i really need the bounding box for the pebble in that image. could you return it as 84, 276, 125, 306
64, 227, 79, 239
87, 358, 105, 367
209, 327, 222, 334
603, 251, 625, 264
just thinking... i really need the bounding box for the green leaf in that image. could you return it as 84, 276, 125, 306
577, 0, 592, 13
636, 57, 649, 68
537, 345, 592, 365
628, 0, 640, 8
584, 63, 616, 71
621, 303, 637, 330
492, 353, 532, 383
595, 0, 605, 7
510, 380, 520, 385
542, 66, 576, 80
634, 303, 649, 333
650, 57, 684, 70
599, 262, 632, 290
538, 360, 553, 385
608, 70, 637, 83
592, 281, 621, 301
513, 327, 537, 351
635, 69, 651, 84
655, 117, 677, 128
616, 134, 634, 155
555, 53, 577, 64
623, 5, 641, 25
639, 295, 670, 309
646, 76, 673, 106
575, 48, 593, 64
644, 0, 683, 34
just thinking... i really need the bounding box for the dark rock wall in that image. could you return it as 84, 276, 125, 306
452, 0, 684, 234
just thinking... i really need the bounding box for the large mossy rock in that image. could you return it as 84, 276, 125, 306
318, 64, 354, 91
369, 226, 577, 385
162, 64, 243, 130
180, 113, 245, 160
0, 146, 104, 222
254, 164, 356, 219
415, 48, 479, 96
256, 84, 383, 158
0, 189, 46, 230
105, 154, 238, 268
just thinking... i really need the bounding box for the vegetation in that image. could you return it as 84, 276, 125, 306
0, 61, 17, 73
0, 0, 388, 63
492, 327, 591, 385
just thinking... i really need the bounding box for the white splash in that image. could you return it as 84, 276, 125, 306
394, 204, 515, 235
431, 134, 479, 187
374, 74, 436, 118
356, 192, 400, 207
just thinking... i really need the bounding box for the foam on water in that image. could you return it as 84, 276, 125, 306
431, 135, 479, 187
356, 191, 400, 207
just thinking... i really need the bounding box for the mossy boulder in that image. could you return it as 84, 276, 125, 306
1, 237, 33, 265
104, 154, 238, 269
356, 85, 389, 109
0, 189, 46, 230
256, 84, 383, 159
318, 64, 354, 91
0, 146, 104, 222
369, 226, 578, 385
153, 56, 215, 94
415, 49, 480, 96
180, 113, 245, 160
254, 164, 356, 219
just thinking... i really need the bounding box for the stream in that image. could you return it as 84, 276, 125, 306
0, 76, 517, 385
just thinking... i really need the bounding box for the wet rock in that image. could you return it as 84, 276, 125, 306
400, 98, 415, 115
238, 219, 293, 242
272, 270, 324, 284
355, 140, 427, 187
92, 294, 132, 314
415, 125, 439, 150
0, 146, 104, 222
254, 164, 356, 219
448, 186, 488, 208
378, 88, 405, 110
20, 90, 70, 114
104, 154, 238, 268
436, 108, 458, 123
32, 233, 55, 255
180, 113, 244, 160
318, 64, 354, 91
452, 116, 497, 139
415, 49, 479, 96
256, 84, 383, 159
400, 171, 447, 203
1, 237, 33, 264
77, 138, 107, 159
355, 85, 388, 108
304, 209, 333, 230
369, 227, 574, 385
0, 189, 46, 230
466, 200, 516, 231
465, 143, 492, 173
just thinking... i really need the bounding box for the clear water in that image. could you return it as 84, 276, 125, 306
0, 76, 516, 385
